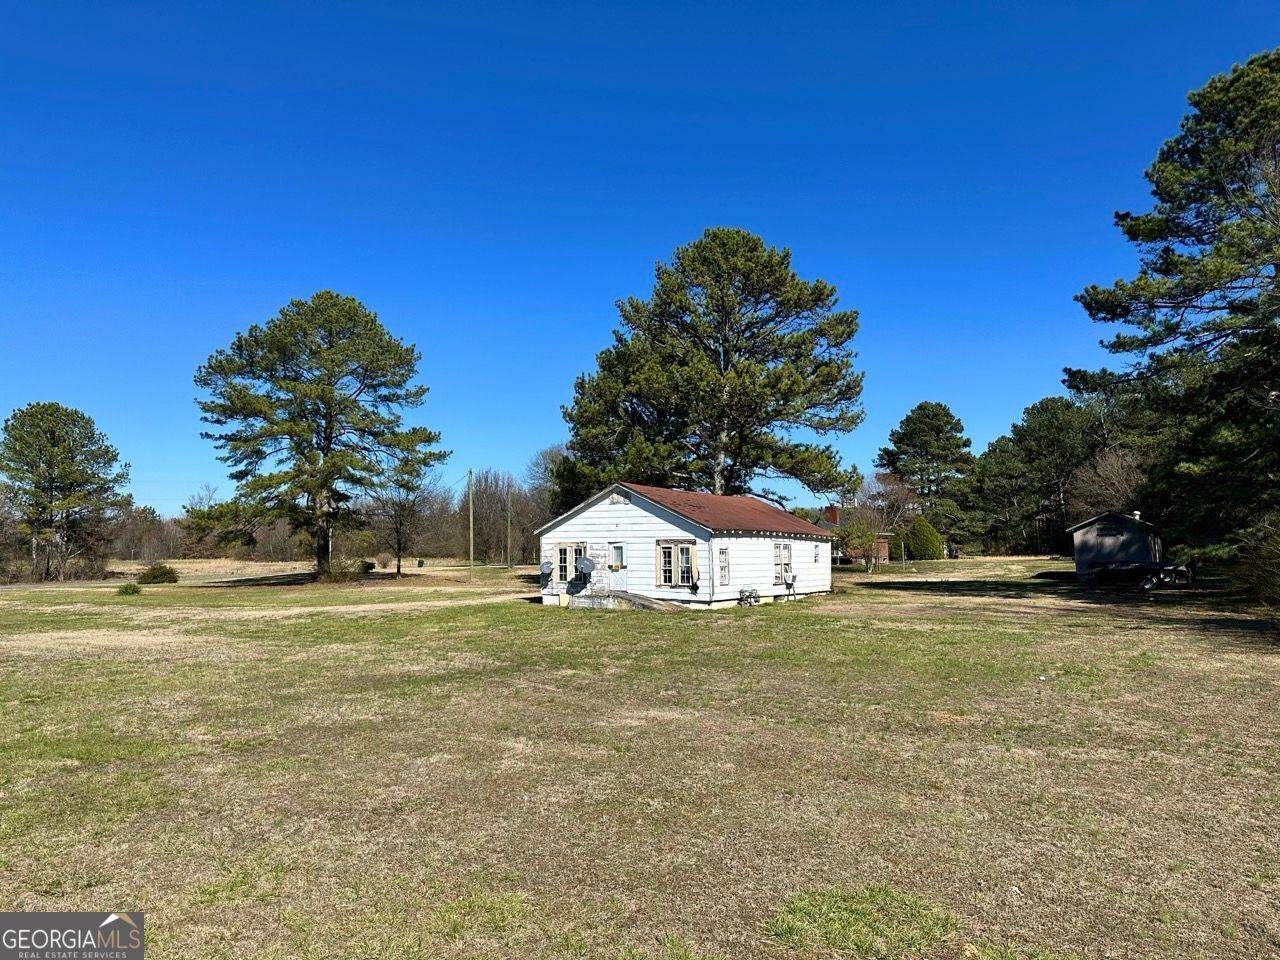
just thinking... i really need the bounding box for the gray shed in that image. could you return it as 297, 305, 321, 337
1066, 511, 1162, 577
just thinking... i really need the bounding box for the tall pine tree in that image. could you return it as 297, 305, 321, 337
874, 401, 972, 527
559, 228, 863, 504
195, 291, 448, 575
1069, 49, 1280, 552
0, 402, 130, 580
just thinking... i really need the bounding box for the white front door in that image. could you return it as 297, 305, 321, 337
608, 543, 627, 592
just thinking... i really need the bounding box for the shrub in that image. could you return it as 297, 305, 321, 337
889, 517, 945, 561
836, 519, 879, 569
117, 582, 142, 596
137, 562, 179, 584
318, 556, 377, 582
375, 552, 393, 570
909, 517, 945, 560
319, 570, 359, 582
1238, 514, 1280, 609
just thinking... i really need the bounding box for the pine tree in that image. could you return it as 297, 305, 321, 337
874, 401, 972, 532
0, 402, 129, 580
195, 291, 448, 575
1069, 49, 1280, 552
559, 228, 863, 503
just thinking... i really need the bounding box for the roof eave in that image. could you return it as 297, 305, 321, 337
710, 527, 838, 539
535, 483, 716, 537
1065, 510, 1155, 533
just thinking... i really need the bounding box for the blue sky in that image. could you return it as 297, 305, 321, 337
0, 2, 1272, 512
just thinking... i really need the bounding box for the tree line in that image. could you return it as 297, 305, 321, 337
0, 291, 565, 580
0, 50, 1276, 603
0, 420, 563, 582
546, 48, 1280, 599
838, 393, 1143, 563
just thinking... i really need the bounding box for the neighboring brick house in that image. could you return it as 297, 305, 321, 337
816, 505, 891, 564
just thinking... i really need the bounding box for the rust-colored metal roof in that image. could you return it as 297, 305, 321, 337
620, 483, 836, 538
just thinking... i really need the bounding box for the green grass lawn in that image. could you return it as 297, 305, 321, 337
1, 559, 1277, 958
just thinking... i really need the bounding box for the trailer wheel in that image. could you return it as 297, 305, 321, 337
1140, 574, 1159, 592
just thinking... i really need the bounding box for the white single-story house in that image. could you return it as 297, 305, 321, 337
535, 482, 835, 609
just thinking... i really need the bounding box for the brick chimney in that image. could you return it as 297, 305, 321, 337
822, 504, 840, 524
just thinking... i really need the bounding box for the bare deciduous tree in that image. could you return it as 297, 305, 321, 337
860, 472, 915, 535
834, 472, 916, 570
112, 504, 183, 562
365, 472, 446, 575
1066, 447, 1145, 522
525, 445, 564, 517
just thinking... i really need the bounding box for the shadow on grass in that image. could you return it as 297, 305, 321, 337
201, 572, 319, 588
199, 569, 543, 590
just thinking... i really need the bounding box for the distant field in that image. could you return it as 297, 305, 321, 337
1, 558, 1276, 958
104, 556, 515, 585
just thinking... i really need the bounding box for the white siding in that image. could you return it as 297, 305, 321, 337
539, 491, 712, 604
709, 534, 831, 602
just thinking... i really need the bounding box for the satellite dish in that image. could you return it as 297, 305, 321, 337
540, 560, 553, 575
575, 555, 595, 575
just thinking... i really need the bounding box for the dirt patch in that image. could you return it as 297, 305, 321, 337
128, 591, 539, 625
606, 706, 701, 728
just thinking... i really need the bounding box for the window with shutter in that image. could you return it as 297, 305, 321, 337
773, 542, 792, 584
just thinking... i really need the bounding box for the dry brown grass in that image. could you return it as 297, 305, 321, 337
0, 558, 1276, 959
104, 557, 532, 586
107, 557, 316, 583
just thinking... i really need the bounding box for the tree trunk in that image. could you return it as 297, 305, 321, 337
713, 430, 728, 495
395, 553, 402, 577
315, 521, 331, 576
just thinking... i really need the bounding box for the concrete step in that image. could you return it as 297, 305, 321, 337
565, 590, 684, 612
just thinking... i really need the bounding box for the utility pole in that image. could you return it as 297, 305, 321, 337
506, 482, 512, 568
467, 467, 474, 580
